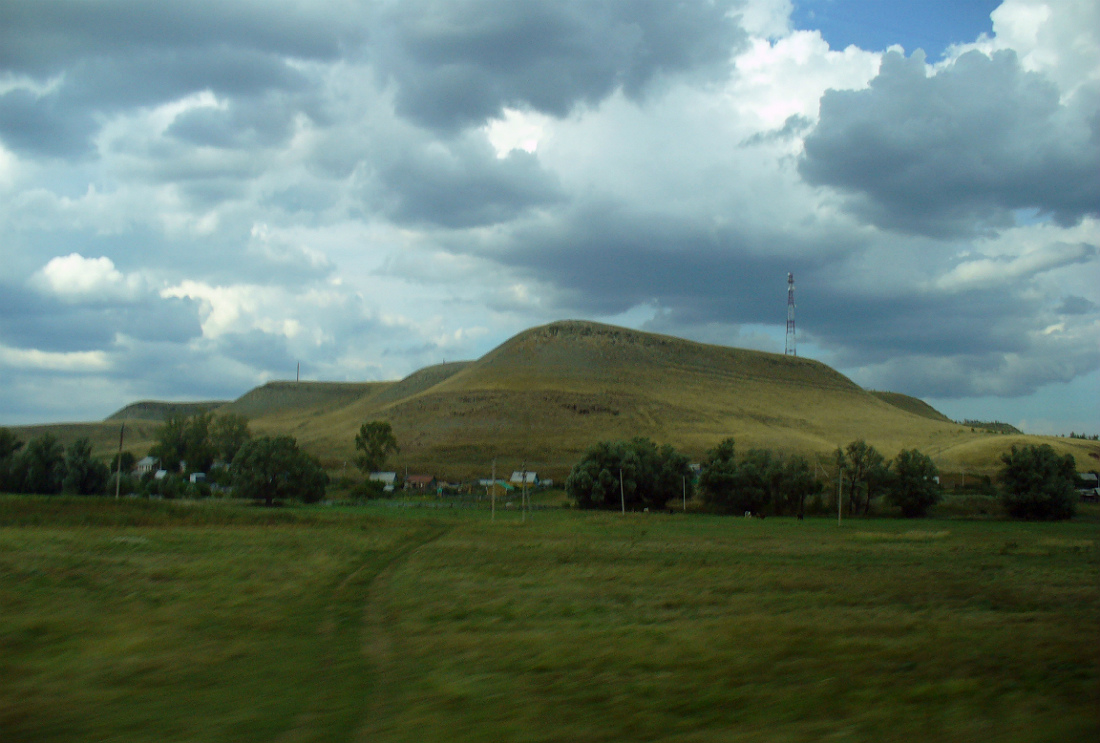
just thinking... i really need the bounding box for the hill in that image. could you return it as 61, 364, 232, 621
869, 391, 952, 423
107, 400, 229, 422
253, 320, 1030, 479
13, 320, 1098, 481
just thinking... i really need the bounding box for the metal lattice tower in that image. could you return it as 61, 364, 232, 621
785, 272, 796, 356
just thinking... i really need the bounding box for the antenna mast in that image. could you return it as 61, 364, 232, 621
785, 273, 796, 356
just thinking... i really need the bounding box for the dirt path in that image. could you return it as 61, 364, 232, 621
353, 523, 452, 742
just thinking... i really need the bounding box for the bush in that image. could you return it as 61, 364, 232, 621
999, 444, 1076, 521
350, 479, 388, 500
886, 449, 942, 517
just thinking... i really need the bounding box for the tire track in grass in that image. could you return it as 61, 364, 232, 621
354, 522, 452, 742
272, 521, 452, 743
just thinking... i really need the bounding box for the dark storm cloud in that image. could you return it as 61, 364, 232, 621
371, 0, 745, 130
375, 144, 565, 228
800, 49, 1100, 238
0, 282, 201, 353
0, 1, 354, 156
0, 1, 356, 74
479, 205, 826, 317
212, 330, 295, 373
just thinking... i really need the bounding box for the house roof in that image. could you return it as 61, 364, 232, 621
406, 474, 435, 484
510, 471, 538, 483
369, 471, 397, 483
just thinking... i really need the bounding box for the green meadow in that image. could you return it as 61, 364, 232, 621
2, 497, 1097, 742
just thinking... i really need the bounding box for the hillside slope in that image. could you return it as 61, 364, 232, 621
107, 400, 229, 422
869, 391, 953, 423
262, 321, 982, 478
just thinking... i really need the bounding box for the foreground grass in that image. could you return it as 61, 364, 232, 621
2, 497, 1098, 742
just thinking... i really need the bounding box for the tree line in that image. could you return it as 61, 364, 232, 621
566, 437, 1082, 521
1, 419, 1084, 520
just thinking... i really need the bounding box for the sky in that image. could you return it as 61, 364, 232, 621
0, 0, 1097, 435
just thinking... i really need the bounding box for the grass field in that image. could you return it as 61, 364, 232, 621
2, 496, 1097, 742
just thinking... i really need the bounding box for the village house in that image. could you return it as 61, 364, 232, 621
405, 474, 435, 491
368, 471, 397, 493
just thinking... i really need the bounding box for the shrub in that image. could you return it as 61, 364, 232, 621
998, 444, 1076, 521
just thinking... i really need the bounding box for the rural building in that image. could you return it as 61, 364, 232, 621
134, 456, 158, 476
1079, 472, 1099, 503
189, 473, 205, 484
479, 479, 515, 496
369, 471, 397, 492
510, 471, 538, 486
405, 474, 435, 491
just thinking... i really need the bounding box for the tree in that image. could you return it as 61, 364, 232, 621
567, 437, 692, 511
62, 438, 111, 495
887, 449, 942, 517
18, 433, 65, 494
776, 455, 820, 517
232, 435, 328, 506
149, 413, 189, 472
998, 444, 1076, 520
211, 413, 251, 463
699, 441, 820, 516
836, 440, 890, 515
150, 412, 243, 474
698, 438, 739, 512
0, 427, 24, 492
354, 421, 399, 474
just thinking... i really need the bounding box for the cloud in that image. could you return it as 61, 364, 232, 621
935, 241, 1098, 291
369, 0, 746, 130
800, 48, 1100, 238
31, 253, 144, 302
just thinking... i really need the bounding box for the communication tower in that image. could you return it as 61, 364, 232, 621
785, 273, 796, 356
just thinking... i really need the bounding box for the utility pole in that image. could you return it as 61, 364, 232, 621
619, 469, 625, 514
491, 458, 496, 521
682, 475, 687, 512
785, 272, 797, 356
521, 462, 527, 523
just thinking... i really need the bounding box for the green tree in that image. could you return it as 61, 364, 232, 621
998, 444, 1076, 520
110, 450, 137, 474
0, 427, 25, 492
18, 433, 65, 494
149, 412, 234, 474
567, 437, 691, 511
354, 421, 399, 474
62, 438, 111, 495
149, 413, 189, 472
887, 449, 942, 517
698, 437, 739, 512
232, 435, 328, 506
211, 413, 251, 463
836, 440, 890, 515
776, 455, 820, 517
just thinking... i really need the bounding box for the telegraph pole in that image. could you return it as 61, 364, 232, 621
785, 272, 796, 356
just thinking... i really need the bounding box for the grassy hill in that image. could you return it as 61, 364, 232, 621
106, 400, 229, 422
241, 320, 1098, 480
10, 320, 1098, 480
869, 391, 953, 423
